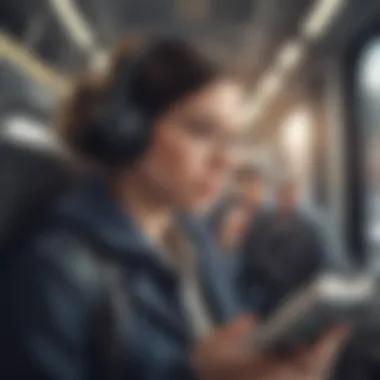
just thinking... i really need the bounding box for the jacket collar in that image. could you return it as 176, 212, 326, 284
53, 176, 241, 323
55, 177, 154, 259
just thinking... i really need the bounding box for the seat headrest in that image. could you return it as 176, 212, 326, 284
0, 116, 74, 248
0, 114, 69, 156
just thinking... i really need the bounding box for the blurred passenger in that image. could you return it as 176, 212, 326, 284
1, 37, 347, 380
207, 164, 266, 250
276, 180, 298, 214
239, 181, 328, 316
206, 165, 268, 309
234, 164, 266, 209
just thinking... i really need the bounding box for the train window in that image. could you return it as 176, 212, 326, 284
357, 36, 380, 261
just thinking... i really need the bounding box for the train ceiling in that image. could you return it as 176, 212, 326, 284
0, 0, 379, 135
0, 0, 313, 74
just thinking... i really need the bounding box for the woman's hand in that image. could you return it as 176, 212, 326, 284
251, 326, 351, 380
190, 316, 350, 380
190, 316, 257, 380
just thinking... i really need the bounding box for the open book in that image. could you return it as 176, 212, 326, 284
250, 274, 377, 350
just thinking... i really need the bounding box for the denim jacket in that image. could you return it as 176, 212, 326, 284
1, 178, 241, 380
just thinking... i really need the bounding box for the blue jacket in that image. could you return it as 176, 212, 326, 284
1, 179, 241, 380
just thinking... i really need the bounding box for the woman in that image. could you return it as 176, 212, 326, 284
1, 37, 348, 380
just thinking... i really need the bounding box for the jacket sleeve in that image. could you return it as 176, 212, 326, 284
1, 230, 102, 380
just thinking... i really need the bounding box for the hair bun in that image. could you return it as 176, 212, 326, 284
57, 36, 238, 164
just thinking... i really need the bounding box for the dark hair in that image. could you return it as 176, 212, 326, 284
58, 36, 241, 154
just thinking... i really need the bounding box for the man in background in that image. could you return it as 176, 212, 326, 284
206, 164, 269, 311
207, 164, 267, 251
239, 180, 329, 316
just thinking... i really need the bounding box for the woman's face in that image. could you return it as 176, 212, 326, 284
136, 79, 244, 210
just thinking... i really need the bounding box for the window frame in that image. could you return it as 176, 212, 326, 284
342, 21, 380, 264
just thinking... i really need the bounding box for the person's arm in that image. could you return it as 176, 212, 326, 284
1, 230, 102, 380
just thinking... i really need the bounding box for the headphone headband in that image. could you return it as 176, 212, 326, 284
78, 49, 152, 166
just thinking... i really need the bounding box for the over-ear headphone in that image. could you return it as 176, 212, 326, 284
79, 53, 152, 166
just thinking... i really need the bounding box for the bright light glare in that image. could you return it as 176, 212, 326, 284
369, 223, 380, 244
281, 109, 312, 156
1, 116, 59, 151
245, 39, 303, 125
244, 0, 346, 127
302, 0, 346, 40
253, 71, 284, 108
276, 39, 306, 72
260, 72, 284, 97
48, 0, 99, 52
361, 40, 380, 93
243, 71, 284, 124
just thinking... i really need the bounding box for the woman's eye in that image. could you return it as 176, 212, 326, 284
184, 119, 218, 138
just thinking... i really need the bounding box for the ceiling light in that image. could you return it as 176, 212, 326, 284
243, 39, 304, 125
0, 33, 67, 90
255, 70, 284, 106
361, 39, 380, 93
244, 70, 284, 124
301, 0, 346, 40
48, 0, 99, 52
280, 108, 312, 155
276, 39, 306, 72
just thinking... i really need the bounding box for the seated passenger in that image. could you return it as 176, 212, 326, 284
0, 37, 348, 380
206, 165, 269, 310
239, 180, 332, 316
207, 164, 268, 250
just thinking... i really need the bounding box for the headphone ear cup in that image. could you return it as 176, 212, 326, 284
79, 53, 153, 166
78, 106, 150, 166
111, 107, 151, 162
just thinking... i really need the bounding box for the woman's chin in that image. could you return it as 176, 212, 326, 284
185, 196, 216, 213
